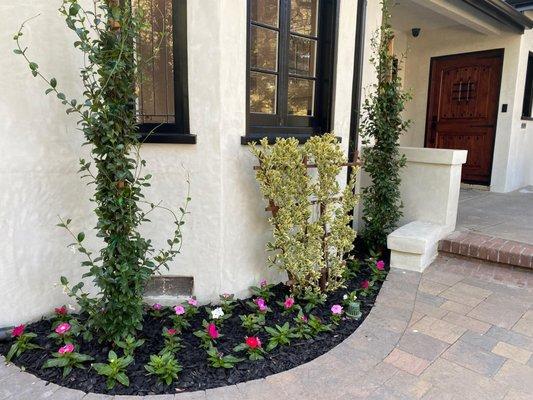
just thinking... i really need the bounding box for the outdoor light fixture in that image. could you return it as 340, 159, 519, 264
411, 27, 421, 37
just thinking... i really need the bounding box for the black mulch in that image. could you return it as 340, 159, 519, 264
0, 267, 383, 396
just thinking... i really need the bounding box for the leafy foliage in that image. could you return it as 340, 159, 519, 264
115, 335, 145, 357
144, 352, 183, 386
250, 133, 359, 295
6, 332, 40, 363
264, 322, 298, 351
93, 350, 133, 389
206, 346, 243, 369
42, 348, 93, 378
359, 0, 411, 250
13, 0, 190, 342
240, 313, 266, 334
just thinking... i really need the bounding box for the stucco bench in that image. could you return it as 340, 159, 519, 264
387, 221, 443, 272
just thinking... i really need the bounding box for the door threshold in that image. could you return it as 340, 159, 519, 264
461, 183, 489, 191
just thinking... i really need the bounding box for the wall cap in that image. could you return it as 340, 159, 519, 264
400, 147, 468, 166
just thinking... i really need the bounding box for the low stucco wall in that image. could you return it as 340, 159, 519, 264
0, 0, 373, 327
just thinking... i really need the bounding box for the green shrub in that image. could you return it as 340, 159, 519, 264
359, 0, 411, 251
250, 133, 358, 295
144, 352, 183, 386
93, 350, 133, 389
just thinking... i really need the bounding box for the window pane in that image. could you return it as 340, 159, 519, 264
135, 0, 175, 124
251, 0, 279, 27
288, 78, 314, 116
290, 0, 318, 36
250, 72, 277, 114
289, 35, 316, 77
251, 26, 278, 72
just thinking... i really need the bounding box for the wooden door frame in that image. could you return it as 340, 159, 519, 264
423, 48, 505, 185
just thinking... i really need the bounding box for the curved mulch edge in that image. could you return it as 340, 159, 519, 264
0, 268, 421, 400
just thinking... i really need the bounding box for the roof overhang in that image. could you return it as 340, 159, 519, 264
505, 1, 533, 12
462, 0, 533, 32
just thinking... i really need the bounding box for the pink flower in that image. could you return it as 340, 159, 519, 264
187, 298, 198, 307
331, 304, 343, 315
152, 303, 162, 310
255, 297, 267, 312
245, 336, 262, 349
260, 279, 267, 288
12, 324, 25, 337
166, 328, 177, 336
55, 306, 68, 315
207, 323, 219, 339
284, 297, 295, 309
360, 280, 370, 289
376, 260, 385, 271
300, 315, 308, 323
58, 343, 74, 354
55, 322, 71, 335
174, 305, 185, 315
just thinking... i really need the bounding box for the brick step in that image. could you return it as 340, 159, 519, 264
439, 231, 533, 269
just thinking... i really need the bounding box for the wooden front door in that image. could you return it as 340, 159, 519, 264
425, 49, 504, 185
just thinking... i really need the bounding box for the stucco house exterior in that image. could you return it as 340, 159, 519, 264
0, 0, 532, 329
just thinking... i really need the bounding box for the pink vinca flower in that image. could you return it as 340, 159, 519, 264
360, 280, 370, 289
174, 305, 185, 315
331, 304, 343, 315
166, 328, 177, 336
152, 303, 162, 310
260, 279, 267, 288
207, 323, 219, 339
58, 343, 75, 354
255, 297, 267, 312
376, 260, 385, 271
55, 322, 71, 335
55, 306, 68, 315
187, 298, 198, 307
284, 297, 295, 309
12, 324, 25, 338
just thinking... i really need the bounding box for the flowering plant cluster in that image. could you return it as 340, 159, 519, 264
6, 325, 41, 363
233, 336, 266, 361
42, 343, 93, 378
193, 321, 222, 349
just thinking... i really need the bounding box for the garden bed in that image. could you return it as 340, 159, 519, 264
0, 265, 384, 396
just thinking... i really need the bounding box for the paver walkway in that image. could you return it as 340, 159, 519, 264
1, 254, 533, 399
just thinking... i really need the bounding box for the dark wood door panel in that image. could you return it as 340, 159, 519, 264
425, 49, 503, 185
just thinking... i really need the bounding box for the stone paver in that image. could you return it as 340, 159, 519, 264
1, 254, 532, 400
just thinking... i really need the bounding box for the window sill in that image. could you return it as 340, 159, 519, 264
139, 133, 197, 144
241, 132, 341, 145
521, 116, 533, 121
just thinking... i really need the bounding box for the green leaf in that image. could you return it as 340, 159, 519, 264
60, 276, 68, 285
29, 62, 38, 71
77, 232, 85, 242
116, 372, 129, 387
69, 3, 81, 16
50, 78, 57, 88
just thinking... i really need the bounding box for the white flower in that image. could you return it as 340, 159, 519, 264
343, 294, 348, 300
211, 307, 224, 320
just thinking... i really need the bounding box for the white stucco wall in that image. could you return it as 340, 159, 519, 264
0, 0, 370, 327
398, 24, 533, 192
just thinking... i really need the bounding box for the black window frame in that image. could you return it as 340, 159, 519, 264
243, 0, 338, 144
522, 51, 533, 120
136, 0, 196, 144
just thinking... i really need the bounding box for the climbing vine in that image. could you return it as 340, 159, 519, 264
14, 0, 189, 342
251, 134, 359, 295
359, 0, 411, 251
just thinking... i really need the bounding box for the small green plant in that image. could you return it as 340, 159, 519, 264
233, 336, 267, 361
206, 345, 243, 369
299, 291, 327, 314
250, 280, 276, 301
246, 297, 270, 314
6, 325, 41, 363
219, 293, 237, 314
343, 259, 362, 281
358, 279, 375, 297
276, 296, 300, 315
144, 352, 183, 385
342, 291, 362, 320
307, 315, 332, 336
171, 306, 191, 333
115, 335, 145, 357
251, 134, 359, 295
240, 313, 266, 334
193, 322, 221, 349
264, 323, 298, 351
359, 0, 411, 250
48, 321, 80, 345
42, 344, 93, 378
293, 313, 314, 340
92, 351, 133, 389
330, 304, 344, 325
368, 254, 387, 282
159, 328, 183, 355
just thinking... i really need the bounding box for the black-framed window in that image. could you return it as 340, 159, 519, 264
244, 0, 337, 143
522, 52, 533, 120
135, 0, 195, 144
